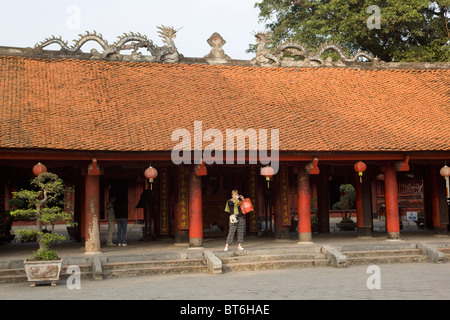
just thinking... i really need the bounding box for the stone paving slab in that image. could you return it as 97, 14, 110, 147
1, 263, 449, 300
1, 229, 449, 263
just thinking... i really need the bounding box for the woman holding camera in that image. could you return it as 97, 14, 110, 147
224, 189, 246, 251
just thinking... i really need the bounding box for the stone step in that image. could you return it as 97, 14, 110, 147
436, 248, 450, 262
214, 246, 322, 259
221, 253, 326, 264
102, 258, 208, 278
342, 249, 423, 258
0, 264, 92, 284
60, 264, 93, 280
102, 259, 206, 271
0, 271, 28, 284
222, 259, 331, 272
345, 254, 429, 266
0, 267, 25, 277
339, 243, 418, 252
103, 265, 209, 279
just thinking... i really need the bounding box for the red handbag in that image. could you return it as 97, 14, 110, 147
239, 198, 254, 215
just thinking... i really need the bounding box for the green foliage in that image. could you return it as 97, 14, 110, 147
15, 229, 38, 243
28, 248, 60, 261
311, 215, 318, 226
40, 231, 66, 247
332, 184, 356, 222
254, 0, 450, 62
10, 172, 72, 260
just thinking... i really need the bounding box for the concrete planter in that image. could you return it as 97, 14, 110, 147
24, 259, 63, 287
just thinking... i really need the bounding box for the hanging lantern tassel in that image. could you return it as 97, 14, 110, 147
446, 176, 449, 198
359, 172, 363, 183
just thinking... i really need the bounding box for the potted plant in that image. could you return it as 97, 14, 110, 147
10, 171, 75, 286
332, 184, 357, 231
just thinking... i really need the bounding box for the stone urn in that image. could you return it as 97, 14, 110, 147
24, 259, 63, 287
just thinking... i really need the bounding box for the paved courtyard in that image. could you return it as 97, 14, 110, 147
1, 262, 449, 301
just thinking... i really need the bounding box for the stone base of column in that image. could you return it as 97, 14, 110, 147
189, 237, 203, 249
298, 232, 312, 243
85, 250, 102, 255
85, 240, 101, 254
387, 231, 400, 240
84, 223, 101, 254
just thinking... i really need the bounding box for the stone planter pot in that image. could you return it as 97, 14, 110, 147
336, 222, 357, 231
24, 259, 63, 287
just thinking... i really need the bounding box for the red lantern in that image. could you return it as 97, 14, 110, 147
354, 161, 367, 183
33, 162, 47, 176
440, 165, 450, 178
261, 165, 274, 188
144, 166, 158, 190
196, 161, 207, 176
440, 165, 450, 198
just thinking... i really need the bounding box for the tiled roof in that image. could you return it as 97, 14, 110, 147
0, 55, 449, 152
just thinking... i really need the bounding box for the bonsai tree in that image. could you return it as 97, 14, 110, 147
332, 184, 356, 223
10, 172, 74, 260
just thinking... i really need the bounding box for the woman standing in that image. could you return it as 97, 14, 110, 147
224, 190, 246, 251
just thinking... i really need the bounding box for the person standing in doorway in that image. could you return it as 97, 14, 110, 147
115, 196, 128, 247
106, 194, 116, 247
224, 190, 246, 251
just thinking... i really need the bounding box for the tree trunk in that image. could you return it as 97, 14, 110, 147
36, 208, 44, 251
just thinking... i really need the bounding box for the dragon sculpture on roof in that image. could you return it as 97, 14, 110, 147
32, 26, 182, 63
251, 31, 378, 67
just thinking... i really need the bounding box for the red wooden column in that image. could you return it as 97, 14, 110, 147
384, 162, 400, 240
84, 159, 101, 253
188, 166, 203, 248
297, 167, 312, 243
430, 165, 447, 234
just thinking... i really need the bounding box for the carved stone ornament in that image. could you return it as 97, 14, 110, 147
204, 32, 231, 64
24, 259, 63, 286
31, 26, 183, 63
251, 31, 381, 67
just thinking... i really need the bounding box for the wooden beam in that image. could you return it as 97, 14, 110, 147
0, 150, 449, 162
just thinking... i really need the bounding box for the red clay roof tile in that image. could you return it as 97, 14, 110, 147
0, 56, 449, 152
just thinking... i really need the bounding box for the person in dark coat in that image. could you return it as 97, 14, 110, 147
115, 196, 128, 246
